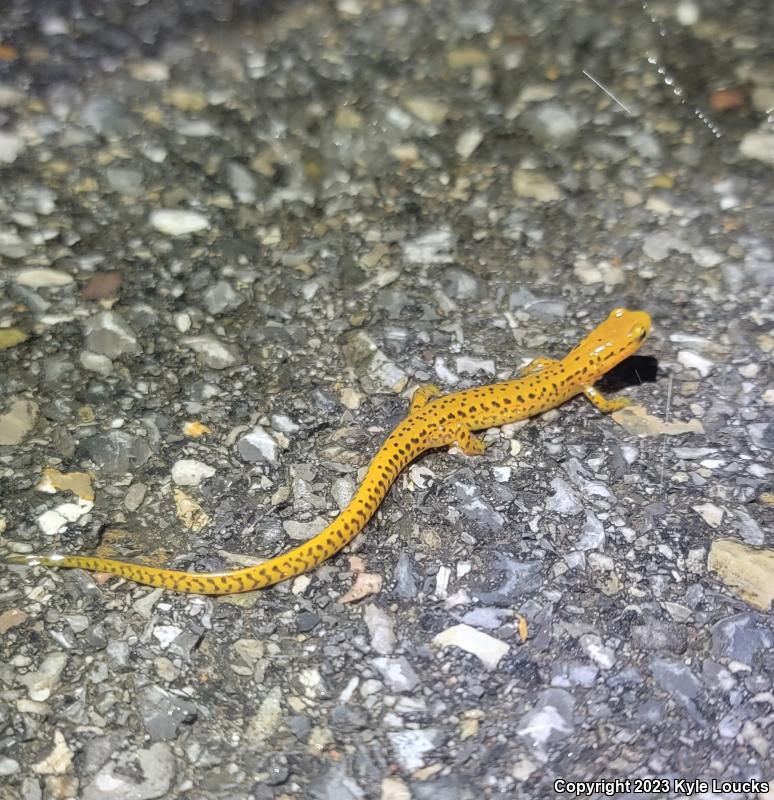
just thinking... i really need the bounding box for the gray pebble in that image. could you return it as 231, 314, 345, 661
711, 612, 773, 665
136, 685, 198, 741
78, 430, 152, 475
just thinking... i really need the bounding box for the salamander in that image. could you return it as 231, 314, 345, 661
6, 307, 651, 595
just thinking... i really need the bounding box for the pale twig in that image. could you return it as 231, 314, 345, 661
659, 374, 673, 496
582, 69, 632, 116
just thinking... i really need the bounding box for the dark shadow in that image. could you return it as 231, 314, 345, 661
597, 355, 659, 392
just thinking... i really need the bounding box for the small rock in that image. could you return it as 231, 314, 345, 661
0, 130, 25, 163
0, 757, 19, 776
171, 459, 216, 486
455, 356, 495, 376
708, 539, 774, 611
650, 658, 703, 721
440, 267, 483, 301
432, 624, 509, 670
81, 271, 122, 300
612, 406, 705, 438
711, 612, 773, 665
226, 161, 257, 203
381, 777, 412, 800
331, 705, 368, 732
512, 168, 562, 202
459, 607, 512, 630
388, 729, 446, 771
632, 620, 688, 653
371, 656, 420, 692
676, 0, 700, 25
677, 350, 714, 377
245, 686, 283, 743
310, 763, 365, 800
748, 422, 774, 450
455, 128, 484, 159
739, 131, 774, 166
136, 685, 197, 741
579, 634, 615, 669
202, 280, 244, 315
573, 259, 625, 287
401, 228, 455, 265
457, 487, 504, 532
19, 653, 68, 701
32, 730, 73, 775
404, 97, 449, 125
394, 551, 418, 600
0, 328, 29, 350
15, 268, 73, 288
363, 604, 396, 655
149, 208, 209, 236
522, 103, 579, 144
545, 477, 583, 515
78, 430, 152, 475
0, 398, 38, 445
83, 311, 139, 357
341, 331, 408, 394
237, 425, 279, 465
82, 742, 174, 800
692, 502, 724, 528
576, 511, 605, 550
182, 335, 240, 369
0, 608, 28, 634
642, 231, 690, 262
474, 555, 542, 605
517, 688, 574, 748
284, 517, 327, 542
80, 351, 113, 376
296, 611, 321, 633
106, 166, 144, 196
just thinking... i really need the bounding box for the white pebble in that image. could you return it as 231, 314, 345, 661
676, 0, 700, 26
150, 208, 209, 236
171, 459, 216, 486
677, 350, 714, 377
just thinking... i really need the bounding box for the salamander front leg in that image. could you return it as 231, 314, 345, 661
519, 357, 560, 376
583, 384, 630, 413
410, 384, 442, 412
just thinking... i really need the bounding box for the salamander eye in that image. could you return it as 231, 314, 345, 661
611, 307, 626, 318
631, 325, 646, 340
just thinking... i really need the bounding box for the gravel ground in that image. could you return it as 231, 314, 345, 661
1, 0, 773, 798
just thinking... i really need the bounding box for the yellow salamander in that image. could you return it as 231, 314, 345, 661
7, 308, 651, 595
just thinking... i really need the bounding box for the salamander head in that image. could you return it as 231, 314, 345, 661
569, 307, 651, 372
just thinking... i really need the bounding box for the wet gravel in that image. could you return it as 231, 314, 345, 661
1, 0, 773, 798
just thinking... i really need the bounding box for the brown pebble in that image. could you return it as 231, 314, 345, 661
709, 87, 747, 112
81, 271, 122, 300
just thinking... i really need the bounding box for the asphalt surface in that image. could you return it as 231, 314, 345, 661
1, 1, 773, 798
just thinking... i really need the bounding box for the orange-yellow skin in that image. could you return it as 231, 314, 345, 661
8, 308, 650, 595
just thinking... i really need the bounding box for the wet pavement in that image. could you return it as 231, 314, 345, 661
1, 0, 773, 798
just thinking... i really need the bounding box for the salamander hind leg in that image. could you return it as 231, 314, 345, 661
410, 384, 442, 412
455, 426, 487, 455
426, 423, 487, 456
583, 384, 630, 413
